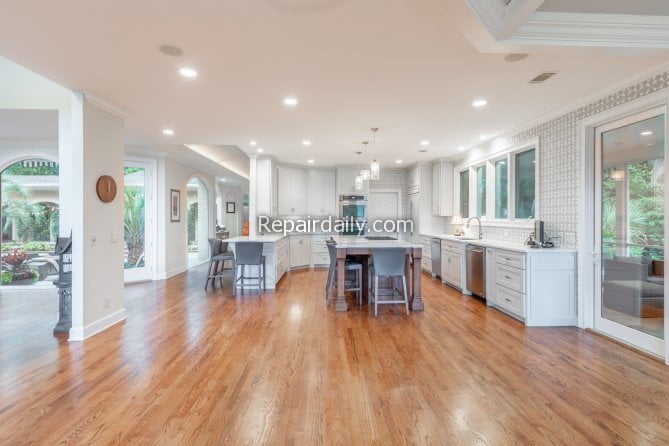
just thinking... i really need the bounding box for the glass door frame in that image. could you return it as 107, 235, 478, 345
593, 106, 667, 357
123, 157, 156, 283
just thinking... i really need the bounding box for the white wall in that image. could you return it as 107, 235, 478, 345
67, 93, 125, 340
158, 156, 216, 279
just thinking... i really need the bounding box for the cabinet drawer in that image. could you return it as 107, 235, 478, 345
496, 285, 524, 317
496, 264, 525, 294
496, 250, 525, 270
312, 252, 330, 266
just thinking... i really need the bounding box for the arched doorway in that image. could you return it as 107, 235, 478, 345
1, 158, 59, 287
187, 177, 210, 268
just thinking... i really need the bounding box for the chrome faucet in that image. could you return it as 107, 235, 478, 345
466, 216, 483, 239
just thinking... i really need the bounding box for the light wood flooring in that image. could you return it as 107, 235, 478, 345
1, 267, 669, 445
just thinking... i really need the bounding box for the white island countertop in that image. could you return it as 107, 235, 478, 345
331, 235, 421, 248
226, 235, 286, 243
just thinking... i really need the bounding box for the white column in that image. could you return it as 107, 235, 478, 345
67, 92, 126, 341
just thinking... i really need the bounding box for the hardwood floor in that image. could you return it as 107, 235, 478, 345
1, 267, 669, 445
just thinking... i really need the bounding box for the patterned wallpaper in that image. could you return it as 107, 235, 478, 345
447, 71, 669, 249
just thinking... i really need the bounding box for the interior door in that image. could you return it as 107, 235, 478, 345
594, 108, 666, 357
124, 160, 154, 282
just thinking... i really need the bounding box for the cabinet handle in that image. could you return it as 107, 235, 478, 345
504, 298, 511, 302
504, 275, 511, 279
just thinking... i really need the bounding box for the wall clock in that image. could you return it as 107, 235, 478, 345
96, 175, 117, 203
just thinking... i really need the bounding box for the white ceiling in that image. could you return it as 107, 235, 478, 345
539, 0, 669, 16
0, 0, 668, 168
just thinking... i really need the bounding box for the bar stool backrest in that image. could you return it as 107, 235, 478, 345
371, 248, 405, 277
208, 238, 223, 257
235, 242, 264, 265
326, 240, 337, 269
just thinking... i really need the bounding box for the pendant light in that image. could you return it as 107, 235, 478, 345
360, 141, 371, 181
354, 174, 363, 190
370, 127, 380, 180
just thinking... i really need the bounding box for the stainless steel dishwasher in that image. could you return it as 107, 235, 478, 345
465, 245, 486, 298
430, 238, 441, 278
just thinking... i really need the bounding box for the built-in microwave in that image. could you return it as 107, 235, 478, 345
339, 195, 367, 236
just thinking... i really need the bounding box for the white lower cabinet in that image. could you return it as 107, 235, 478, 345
311, 234, 331, 267
487, 248, 577, 326
289, 235, 311, 269
420, 235, 432, 273
275, 236, 289, 282
441, 240, 463, 289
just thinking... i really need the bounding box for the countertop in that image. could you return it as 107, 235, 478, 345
421, 233, 576, 253
226, 235, 286, 243
331, 235, 421, 249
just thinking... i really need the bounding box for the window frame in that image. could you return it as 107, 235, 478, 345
454, 138, 539, 224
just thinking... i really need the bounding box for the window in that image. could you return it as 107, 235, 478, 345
476, 165, 486, 217
515, 149, 536, 219
459, 170, 469, 218
494, 159, 508, 219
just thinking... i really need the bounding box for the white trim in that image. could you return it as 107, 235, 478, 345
68, 308, 126, 341
157, 265, 188, 280
464, 0, 545, 41
83, 93, 130, 119
511, 12, 669, 48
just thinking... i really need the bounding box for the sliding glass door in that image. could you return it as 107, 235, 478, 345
124, 160, 154, 282
594, 108, 666, 356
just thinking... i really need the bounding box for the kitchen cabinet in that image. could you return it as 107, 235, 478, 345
289, 235, 311, 269
441, 239, 462, 289
275, 236, 289, 281
278, 166, 307, 216
408, 193, 420, 243
432, 160, 454, 216
307, 169, 336, 216
408, 166, 420, 194
336, 168, 368, 196
256, 158, 277, 217
311, 234, 331, 267
420, 235, 432, 273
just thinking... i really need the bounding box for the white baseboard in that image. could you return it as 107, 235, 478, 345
69, 308, 127, 341
156, 265, 188, 280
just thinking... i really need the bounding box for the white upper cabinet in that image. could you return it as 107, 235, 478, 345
408, 166, 420, 194
307, 169, 336, 215
432, 160, 454, 216
278, 166, 307, 216
336, 168, 368, 196
256, 158, 276, 217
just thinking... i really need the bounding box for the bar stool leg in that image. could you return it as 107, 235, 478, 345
402, 276, 409, 315
232, 261, 237, 296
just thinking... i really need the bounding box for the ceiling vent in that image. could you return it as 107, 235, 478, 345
529, 72, 558, 84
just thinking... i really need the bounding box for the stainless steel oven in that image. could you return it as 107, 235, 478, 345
339, 195, 367, 236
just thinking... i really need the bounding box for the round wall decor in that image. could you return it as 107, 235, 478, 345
96, 175, 117, 203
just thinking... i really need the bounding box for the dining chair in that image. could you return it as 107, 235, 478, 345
232, 242, 265, 296
370, 248, 409, 316
205, 238, 235, 290
326, 240, 363, 305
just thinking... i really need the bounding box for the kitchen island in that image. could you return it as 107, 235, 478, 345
331, 236, 423, 312
225, 235, 288, 290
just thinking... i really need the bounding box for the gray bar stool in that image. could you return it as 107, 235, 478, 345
205, 238, 235, 290
370, 248, 409, 316
326, 240, 363, 305
233, 242, 266, 296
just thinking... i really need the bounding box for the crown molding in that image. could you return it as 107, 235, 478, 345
83, 93, 130, 119
509, 12, 669, 47
465, 0, 546, 40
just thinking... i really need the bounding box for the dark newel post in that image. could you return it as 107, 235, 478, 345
53, 232, 73, 334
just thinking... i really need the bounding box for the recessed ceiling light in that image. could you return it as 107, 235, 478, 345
162, 128, 174, 136
249, 140, 257, 146
396, 159, 403, 164
302, 140, 312, 146
257, 148, 264, 153
641, 131, 653, 136
420, 140, 430, 146
179, 67, 198, 78
307, 159, 315, 164
283, 97, 298, 106
504, 53, 529, 63
472, 99, 488, 108
480, 135, 487, 141
418, 149, 428, 153
458, 146, 466, 151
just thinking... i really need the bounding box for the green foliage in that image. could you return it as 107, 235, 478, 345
19, 241, 54, 252
3, 163, 58, 175
124, 186, 145, 268
1, 271, 12, 285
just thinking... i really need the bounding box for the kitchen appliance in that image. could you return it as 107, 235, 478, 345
339, 195, 367, 236
465, 245, 486, 298
534, 220, 545, 244
431, 238, 441, 279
